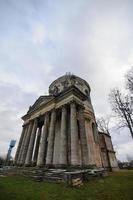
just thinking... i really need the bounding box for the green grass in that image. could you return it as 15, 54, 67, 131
0, 170, 133, 200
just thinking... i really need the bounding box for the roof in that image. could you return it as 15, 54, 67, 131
49, 73, 91, 92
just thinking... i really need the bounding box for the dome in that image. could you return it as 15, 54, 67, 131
49, 73, 91, 97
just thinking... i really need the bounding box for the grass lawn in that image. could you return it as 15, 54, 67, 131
0, 170, 133, 200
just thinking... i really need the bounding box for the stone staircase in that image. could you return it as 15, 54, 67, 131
0, 166, 108, 185
21, 168, 66, 182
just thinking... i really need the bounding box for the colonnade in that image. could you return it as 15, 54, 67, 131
14, 101, 89, 167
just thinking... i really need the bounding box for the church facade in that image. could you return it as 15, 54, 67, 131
14, 74, 118, 171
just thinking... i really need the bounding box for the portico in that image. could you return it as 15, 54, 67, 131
15, 95, 88, 167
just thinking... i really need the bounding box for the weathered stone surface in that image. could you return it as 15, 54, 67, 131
46, 109, 56, 165
33, 127, 42, 164
70, 102, 79, 165
37, 113, 49, 166
14, 125, 26, 165
17, 125, 29, 165
78, 106, 89, 166
15, 74, 118, 171
25, 119, 38, 166
59, 106, 67, 165
19, 122, 33, 165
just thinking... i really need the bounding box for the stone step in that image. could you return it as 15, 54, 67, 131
3, 167, 107, 185
43, 177, 64, 183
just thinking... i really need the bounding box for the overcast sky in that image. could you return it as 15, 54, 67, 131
0, 0, 133, 161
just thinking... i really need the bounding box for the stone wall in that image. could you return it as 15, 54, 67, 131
99, 132, 118, 170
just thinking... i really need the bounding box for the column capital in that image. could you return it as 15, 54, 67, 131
22, 124, 26, 127
50, 108, 56, 117
78, 104, 85, 111
69, 100, 83, 108
27, 119, 34, 125
44, 111, 50, 117
69, 100, 77, 108
23, 122, 29, 127
30, 118, 38, 125
60, 104, 67, 110
50, 108, 56, 113
43, 112, 50, 122
34, 118, 38, 124
46, 111, 50, 114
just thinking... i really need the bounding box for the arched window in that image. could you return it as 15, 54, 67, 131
85, 89, 91, 102
92, 123, 99, 143
85, 89, 89, 96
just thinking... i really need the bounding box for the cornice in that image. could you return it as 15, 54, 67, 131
22, 85, 88, 121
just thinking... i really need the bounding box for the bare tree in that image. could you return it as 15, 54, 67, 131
126, 66, 133, 93
97, 116, 111, 134
109, 89, 133, 139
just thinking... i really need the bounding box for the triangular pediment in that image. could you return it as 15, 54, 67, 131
28, 95, 53, 113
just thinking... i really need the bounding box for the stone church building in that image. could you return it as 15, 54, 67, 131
14, 74, 118, 171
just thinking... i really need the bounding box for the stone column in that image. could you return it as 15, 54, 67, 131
25, 119, 38, 166
14, 125, 26, 165
20, 122, 33, 165
78, 106, 89, 166
19, 121, 33, 165
17, 125, 28, 165
33, 126, 42, 165
59, 105, 67, 165
46, 109, 56, 166
70, 102, 79, 165
37, 113, 49, 167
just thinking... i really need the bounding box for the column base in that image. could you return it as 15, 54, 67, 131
45, 164, 54, 168
45, 164, 90, 169
54, 164, 68, 168
18, 163, 24, 167
32, 162, 37, 167
37, 165, 45, 168
25, 163, 32, 167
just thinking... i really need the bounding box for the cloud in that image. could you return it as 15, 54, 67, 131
31, 22, 46, 44
115, 141, 133, 161
0, 82, 37, 156
109, 125, 133, 161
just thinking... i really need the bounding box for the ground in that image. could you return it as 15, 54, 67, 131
0, 170, 133, 200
